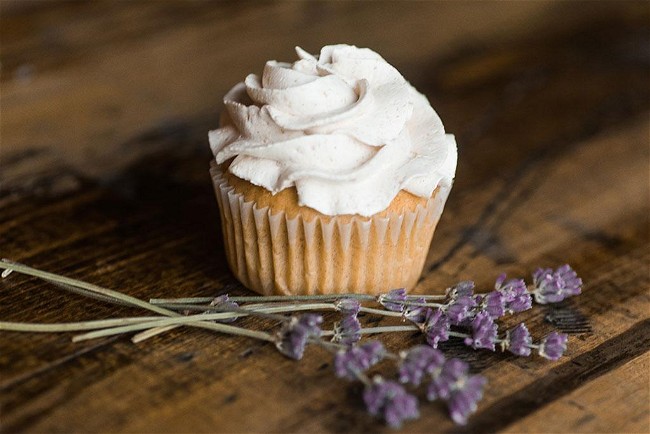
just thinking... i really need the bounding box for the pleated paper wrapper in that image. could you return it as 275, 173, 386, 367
210, 163, 451, 296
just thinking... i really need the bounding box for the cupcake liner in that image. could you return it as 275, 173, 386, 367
210, 162, 451, 295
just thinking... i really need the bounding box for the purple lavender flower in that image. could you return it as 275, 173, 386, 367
275, 314, 323, 360
477, 291, 506, 319
532, 265, 583, 304
404, 297, 428, 324
446, 295, 478, 325
495, 274, 533, 314
464, 311, 498, 351
298, 313, 323, 335
447, 375, 487, 425
426, 358, 468, 400
426, 358, 486, 425
422, 308, 450, 348
334, 341, 385, 380
447, 280, 475, 298
363, 378, 420, 428
503, 323, 532, 356
378, 288, 408, 312
332, 315, 362, 346
335, 298, 361, 315
398, 346, 445, 386
208, 294, 240, 323
539, 331, 568, 360
507, 292, 533, 314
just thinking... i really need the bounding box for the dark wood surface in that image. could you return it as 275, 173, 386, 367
1, 2, 649, 433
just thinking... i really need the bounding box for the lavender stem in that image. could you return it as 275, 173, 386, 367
0, 317, 162, 332
73, 316, 275, 342
0, 260, 179, 317
448, 331, 469, 338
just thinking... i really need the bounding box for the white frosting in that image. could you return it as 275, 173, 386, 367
209, 44, 457, 217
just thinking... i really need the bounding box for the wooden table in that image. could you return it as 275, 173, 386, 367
1, 2, 649, 433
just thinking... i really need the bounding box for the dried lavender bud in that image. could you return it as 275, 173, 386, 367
495, 274, 533, 314
426, 358, 468, 400
332, 315, 362, 346
539, 331, 568, 360
507, 291, 533, 314
363, 377, 420, 428
447, 295, 478, 325
464, 311, 498, 351
208, 294, 240, 323
532, 265, 582, 304
275, 314, 323, 360
447, 375, 487, 425
447, 281, 475, 298
334, 341, 385, 380
404, 297, 428, 324
502, 323, 532, 356
378, 288, 408, 312
425, 358, 486, 424
297, 314, 324, 335
335, 298, 361, 315
423, 308, 450, 348
398, 345, 445, 386
476, 291, 506, 319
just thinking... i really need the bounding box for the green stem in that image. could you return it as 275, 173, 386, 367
153, 302, 283, 312
358, 325, 419, 334
131, 325, 179, 343
355, 371, 373, 386
150, 294, 379, 304
448, 331, 469, 338
359, 306, 403, 317
130, 302, 337, 343
147, 302, 404, 318
150, 292, 449, 305
73, 316, 275, 342
0, 317, 162, 332
399, 300, 446, 308
149, 297, 215, 305
131, 303, 406, 343
75, 302, 422, 342
0, 260, 179, 317
416, 294, 449, 300
45, 280, 135, 308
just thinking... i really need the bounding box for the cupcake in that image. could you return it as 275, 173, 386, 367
209, 44, 457, 296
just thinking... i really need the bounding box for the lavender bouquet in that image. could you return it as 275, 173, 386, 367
0, 260, 582, 428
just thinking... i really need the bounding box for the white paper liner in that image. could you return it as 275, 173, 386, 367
210, 162, 451, 295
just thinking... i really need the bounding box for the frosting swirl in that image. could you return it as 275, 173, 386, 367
210, 44, 457, 217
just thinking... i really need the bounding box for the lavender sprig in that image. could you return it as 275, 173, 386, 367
378, 288, 408, 312
500, 323, 533, 356
532, 265, 583, 304
464, 311, 498, 351
495, 274, 533, 313
417, 355, 486, 425
335, 341, 386, 380
398, 346, 445, 386
0, 260, 582, 429
332, 315, 362, 345
364, 377, 420, 428
421, 308, 450, 348
538, 331, 569, 360
276, 314, 323, 360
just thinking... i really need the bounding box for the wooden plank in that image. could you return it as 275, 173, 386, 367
503, 353, 650, 433
1, 119, 647, 432
1, 2, 649, 433
3, 2, 642, 184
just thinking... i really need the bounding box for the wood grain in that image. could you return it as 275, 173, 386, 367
1, 1, 649, 433
503, 352, 650, 433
